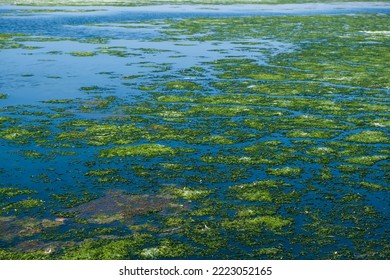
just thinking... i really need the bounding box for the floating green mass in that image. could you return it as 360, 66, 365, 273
360, 181, 388, 191
0, 188, 36, 198
68, 51, 96, 57
346, 155, 388, 166
98, 46, 131, 57
165, 187, 214, 201
164, 81, 201, 91
139, 239, 193, 259
223, 215, 292, 232
0, 126, 49, 144
2, 199, 44, 214
287, 130, 338, 139
346, 130, 389, 144
267, 167, 303, 177
230, 180, 286, 202
99, 144, 181, 158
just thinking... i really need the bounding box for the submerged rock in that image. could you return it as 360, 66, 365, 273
69, 190, 185, 224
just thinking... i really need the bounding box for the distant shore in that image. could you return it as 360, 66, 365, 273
0, 0, 387, 7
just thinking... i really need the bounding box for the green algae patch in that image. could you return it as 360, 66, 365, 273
0, 33, 26, 50
0, 127, 49, 144
157, 95, 194, 103
139, 239, 193, 259
0, 188, 37, 198
267, 167, 303, 177
236, 189, 272, 202
62, 234, 153, 260
69, 51, 96, 57
201, 154, 274, 165
199, 135, 235, 145
164, 81, 201, 91
223, 215, 292, 232
22, 150, 44, 158
360, 182, 388, 191
2, 199, 44, 214
165, 187, 214, 201
346, 155, 388, 166
306, 147, 336, 157
287, 130, 338, 139
99, 144, 181, 158
98, 46, 131, 57
230, 180, 286, 202
42, 99, 73, 104
85, 124, 146, 146
0, 127, 32, 141
346, 130, 389, 144
85, 168, 119, 177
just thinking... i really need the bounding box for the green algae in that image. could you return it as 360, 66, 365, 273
346, 130, 389, 144
287, 130, 338, 139
42, 99, 73, 104
84, 123, 146, 146
306, 146, 336, 157
68, 51, 97, 57
0, 248, 52, 260
236, 189, 272, 202
267, 167, 303, 177
98, 46, 132, 57
229, 180, 286, 203
156, 95, 194, 103
85, 168, 119, 177
360, 181, 388, 191
346, 155, 388, 166
139, 239, 193, 259
0, 33, 26, 49
2, 199, 44, 214
0, 127, 33, 141
198, 135, 235, 145
99, 144, 185, 158
164, 80, 201, 91
0, 126, 49, 144
0, 188, 36, 198
165, 186, 214, 201
22, 150, 44, 158
223, 215, 292, 232
62, 234, 153, 260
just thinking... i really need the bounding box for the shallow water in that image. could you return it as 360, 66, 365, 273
0, 4, 389, 259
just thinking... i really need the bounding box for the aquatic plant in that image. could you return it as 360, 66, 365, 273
165, 186, 214, 201
68, 51, 96, 57
346, 130, 389, 144
267, 167, 303, 177
99, 144, 180, 158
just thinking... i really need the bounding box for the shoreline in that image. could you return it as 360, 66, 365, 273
0, 0, 388, 7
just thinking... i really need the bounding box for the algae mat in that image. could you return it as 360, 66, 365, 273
0, 4, 389, 259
